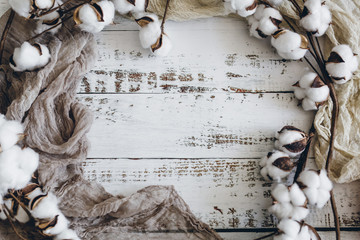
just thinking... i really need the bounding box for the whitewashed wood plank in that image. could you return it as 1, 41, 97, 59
78, 18, 308, 94
82, 158, 360, 229
78, 93, 314, 159
219, 231, 360, 240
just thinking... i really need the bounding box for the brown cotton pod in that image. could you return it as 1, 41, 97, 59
74, 3, 104, 25
38, 215, 59, 231
135, 16, 154, 27
246, 1, 257, 11
300, 34, 309, 49
272, 29, 286, 39
30, 193, 48, 210
327, 51, 345, 63
283, 137, 307, 154
272, 156, 296, 172
151, 33, 164, 52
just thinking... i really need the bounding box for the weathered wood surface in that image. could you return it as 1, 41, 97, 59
0, 1, 359, 238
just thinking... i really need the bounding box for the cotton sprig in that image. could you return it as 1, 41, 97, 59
269, 183, 309, 221
10, 41, 51, 72
297, 169, 333, 208
74, 0, 115, 33
225, 0, 257, 17
325, 44, 358, 84
260, 150, 295, 181
299, 0, 331, 37
135, 13, 161, 49
293, 71, 330, 111
247, 4, 282, 39
274, 219, 320, 240
113, 0, 148, 15
271, 29, 308, 60
275, 126, 309, 157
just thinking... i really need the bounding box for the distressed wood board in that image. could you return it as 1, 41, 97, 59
0, 1, 359, 239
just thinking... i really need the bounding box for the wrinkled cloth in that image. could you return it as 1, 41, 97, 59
0, 8, 221, 240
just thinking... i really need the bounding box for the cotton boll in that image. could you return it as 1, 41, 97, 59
42, 213, 69, 236
277, 219, 301, 238
289, 183, 307, 206
74, 1, 115, 33
300, 10, 321, 33
231, 0, 257, 17
301, 98, 317, 111
35, 11, 62, 35
291, 206, 310, 221
299, 71, 318, 88
249, 21, 265, 39
30, 192, 61, 219
297, 225, 312, 240
34, 0, 55, 10
294, 87, 306, 100
54, 229, 80, 240
275, 126, 308, 157
297, 170, 320, 188
151, 34, 172, 57
253, 4, 267, 21
8, 0, 32, 18
10, 42, 50, 72
305, 85, 329, 102
272, 184, 290, 203
260, 151, 294, 181
271, 30, 303, 53
258, 17, 279, 36
136, 14, 161, 48
303, 187, 318, 205
0, 119, 23, 151
277, 48, 307, 60
269, 202, 293, 219
319, 169, 333, 191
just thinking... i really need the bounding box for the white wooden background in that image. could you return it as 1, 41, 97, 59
0, 1, 359, 239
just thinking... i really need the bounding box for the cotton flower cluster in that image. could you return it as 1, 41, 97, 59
113, 0, 149, 15
74, 0, 115, 33
271, 29, 308, 60
10, 41, 50, 72
326, 44, 358, 84
269, 183, 309, 221
274, 219, 320, 240
297, 169, 333, 208
275, 126, 309, 157
248, 4, 283, 39
135, 13, 172, 56
224, 0, 257, 17
293, 71, 330, 111
299, 0, 331, 37
260, 150, 295, 181
9, 0, 62, 19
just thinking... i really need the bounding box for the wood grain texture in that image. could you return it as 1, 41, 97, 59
78, 93, 314, 159
82, 158, 360, 229
79, 18, 308, 94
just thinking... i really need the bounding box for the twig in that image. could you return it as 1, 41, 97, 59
304, 56, 323, 78
0, 10, 15, 65
2, 204, 29, 240
254, 232, 277, 240
293, 125, 315, 182
330, 190, 341, 240
160, 0, 171, 32
288, 0, 302, 14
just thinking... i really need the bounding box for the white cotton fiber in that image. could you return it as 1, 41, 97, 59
260, 151, 293, 181
0, 119, 23, 151
271, 30, 301, 53
34, 0, 54, 10
113, 0, 147, 15
31, 192, 61, 219
231, 0, 257, 17
277, 219, 300, 238
275, 127, 307, 157
9, 0, 31, 18
18, 148, 39, 175
43, 213, 69, 236
136, 14, 162, 48
297, 170, 320, 188
10, 42, 51, 72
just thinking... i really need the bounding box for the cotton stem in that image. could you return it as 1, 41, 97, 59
160, 0, 171, 32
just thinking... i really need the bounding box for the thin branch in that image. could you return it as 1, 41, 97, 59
254, 232, 277, 240
160, 0, 171, 32
2, 204, 29, 240
330, 190, 341, 240
0, 10, 15, 65
288, 0, 302, 15
304, 56, 323, 78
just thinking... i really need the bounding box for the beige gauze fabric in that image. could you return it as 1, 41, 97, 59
148, 0, 360, 183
